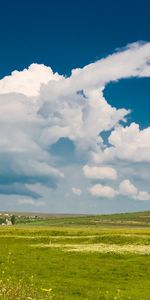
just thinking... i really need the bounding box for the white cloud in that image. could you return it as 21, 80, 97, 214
90, 184, 118, 198
72, 187, 82, 196
69, 42, 150, 90
0, 64, 62, 97
90, 179, 150, 201
0, 42, 150, 201
104, 123, 150, 162
83, 165, 117, 180
119, 179, 150, 201
119, 179, 138, 196
134, 191, 150, 201
119, 180, 150, 201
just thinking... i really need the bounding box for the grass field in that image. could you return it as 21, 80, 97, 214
1, 212, 150, 299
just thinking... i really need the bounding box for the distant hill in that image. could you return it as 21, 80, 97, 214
1, 210, 150, 227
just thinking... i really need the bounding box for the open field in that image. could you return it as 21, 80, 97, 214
1, 213, 150, 299
2, 210, 150, 227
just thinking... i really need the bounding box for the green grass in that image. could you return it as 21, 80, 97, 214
1, 223, 150, 299
3, 210, 150, 227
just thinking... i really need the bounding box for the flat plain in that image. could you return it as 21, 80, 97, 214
1, 212, 150, 299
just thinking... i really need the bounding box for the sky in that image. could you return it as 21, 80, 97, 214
0, 0, 150, 213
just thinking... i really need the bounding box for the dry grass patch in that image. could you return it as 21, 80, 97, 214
31, 242, 150, 254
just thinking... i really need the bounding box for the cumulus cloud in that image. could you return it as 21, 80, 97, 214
119, 179, 138, 196
119, 180, 150, 201
0, 64, 62, 96
72, 187, 82, 196
0, 42, 150, 202
90, 179, 150, 201
103, 123, 150, 162
134, 191, 150, 201
90, 184, 118, 198
83, 165, 117, 180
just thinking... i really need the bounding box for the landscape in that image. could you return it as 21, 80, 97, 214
1, 211, 150, 299
0, 0, 150, 299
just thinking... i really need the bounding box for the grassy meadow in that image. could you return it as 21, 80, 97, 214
1, 212, 150, 299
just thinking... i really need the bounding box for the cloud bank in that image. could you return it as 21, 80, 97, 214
0, 42, 150, 207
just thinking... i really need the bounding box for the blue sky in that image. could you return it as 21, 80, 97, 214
1, 0, 150, 77
0, 0, 150, 213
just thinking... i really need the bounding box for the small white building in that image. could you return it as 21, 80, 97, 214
5, 219, 12, 226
